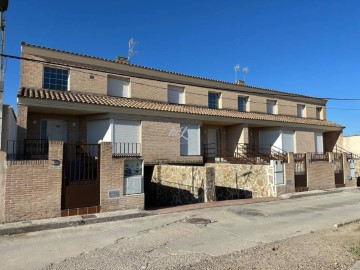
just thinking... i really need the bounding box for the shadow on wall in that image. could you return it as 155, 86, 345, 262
215, 186, 252, 201
145, 182, 204, 208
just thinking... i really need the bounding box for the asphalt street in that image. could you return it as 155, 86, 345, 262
1, 189, 359, 270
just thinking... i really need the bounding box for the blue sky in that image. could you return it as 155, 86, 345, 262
4, 0, 360, 135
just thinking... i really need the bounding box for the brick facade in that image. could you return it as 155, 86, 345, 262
20, 45, 327, 120
4, 141, 63, 222
295, 131, 316, 153
17, 104, 28, 142
99, 142, 144, 212
5, 43, 348, 223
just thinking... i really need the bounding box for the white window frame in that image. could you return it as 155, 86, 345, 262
266, 99, 278, 114
208, 92, 222, 109
297, 104, 306, 118
168, 85, 185, 104
43, 66, 70, 91
238, 96, 248, 112
316, 107, 323, 120
107, 76, 131, 98
180, 124, 201, 156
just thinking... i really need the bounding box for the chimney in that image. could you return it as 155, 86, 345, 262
115, 56, 129, 64
235, 80, 244, 85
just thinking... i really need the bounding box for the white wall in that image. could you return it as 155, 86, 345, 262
343, 135, 360, 155
87, 119, 112, 144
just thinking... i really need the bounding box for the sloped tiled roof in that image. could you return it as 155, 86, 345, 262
18, 88, 342, 129
21, 42, 324, 101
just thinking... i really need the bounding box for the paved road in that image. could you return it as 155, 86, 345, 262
1, 189, 360, 270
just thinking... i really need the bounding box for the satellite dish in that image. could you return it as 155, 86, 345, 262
0, 0, 8, 12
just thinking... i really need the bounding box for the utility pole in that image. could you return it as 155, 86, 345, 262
0, 0, 8, 150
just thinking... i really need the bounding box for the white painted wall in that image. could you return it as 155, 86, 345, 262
87, 119, 112, 144
342, 135, 360, 155
259, 130, 282, 151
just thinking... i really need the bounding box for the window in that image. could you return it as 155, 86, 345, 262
297, 104, 306, 117
208, 92, 220, 109
238, 96, 247, 112
315, 133, 324, 154
168, 86, 184, 104
43, 67, 69, 90
266, 99, 277, 114
316, 107, 323, 120
180, 124, 200, 156
113, 120, 141, 155
107, 77, 130, 97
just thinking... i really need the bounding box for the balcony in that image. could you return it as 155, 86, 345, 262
112, 142, 141, 158
203, 143, 288, 164
7, 139, 49, 160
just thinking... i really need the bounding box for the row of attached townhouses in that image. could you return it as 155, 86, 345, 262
0, 42, 358, 223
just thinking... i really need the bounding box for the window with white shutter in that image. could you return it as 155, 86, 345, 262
266, 100, 278, 114
315, 133, 323, 154
168, 86, 184, 104
297, 104, 306, 117
107, 77, 130, 98
113, 120, 141, 155
180, 124, 200, 156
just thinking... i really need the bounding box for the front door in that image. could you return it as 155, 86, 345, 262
207, 128, 220, 157
41, 120, 68, 142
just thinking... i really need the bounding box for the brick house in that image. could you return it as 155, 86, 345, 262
0, 42, 357, 223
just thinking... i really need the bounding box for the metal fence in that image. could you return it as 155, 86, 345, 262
63, 143, 99, 184
112, 142, 141, 158
7, 139, 49, 160
310, 152, 329, 162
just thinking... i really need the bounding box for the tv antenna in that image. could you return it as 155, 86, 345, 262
128, 38, 138, 63
234, 64, 240, 82
242, 67, 249, 83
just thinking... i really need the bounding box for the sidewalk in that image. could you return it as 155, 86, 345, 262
0, 186, 357, 236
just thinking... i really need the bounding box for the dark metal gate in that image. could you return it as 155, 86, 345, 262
334, 153, 345, 188
61, 143, 100, 210
294, 154, 308, 192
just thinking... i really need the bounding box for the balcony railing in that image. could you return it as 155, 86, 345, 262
310, 152, 329, 162
112, 142, 141, 158
203, 143, 288, 164
7, 139, 49, 160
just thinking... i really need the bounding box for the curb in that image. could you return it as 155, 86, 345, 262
333, 218, 360, 229
0, 211, 154, 236
281, 187, 358, 200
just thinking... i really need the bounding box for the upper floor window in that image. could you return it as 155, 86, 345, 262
208, 92, 221, 109
316, 107, 323, 120
107, 77, 130, 98
168, 86, 185, 104
297, 104, 306, 117
43, 67, 69, 91
238, 96, 248, 112
266, 99, 278, 114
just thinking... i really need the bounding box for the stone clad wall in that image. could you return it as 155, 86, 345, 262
151, 165, 206, 206
151, 163, 277, 206
208, 163, 276, 198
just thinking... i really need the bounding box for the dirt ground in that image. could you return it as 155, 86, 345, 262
186, 221, 360, 270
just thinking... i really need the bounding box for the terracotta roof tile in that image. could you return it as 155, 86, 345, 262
18, 88, 342, 129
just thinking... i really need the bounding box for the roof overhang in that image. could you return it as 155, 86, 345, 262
18, 89, 343, 132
